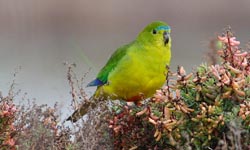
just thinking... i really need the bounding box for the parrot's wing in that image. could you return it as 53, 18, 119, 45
87, 42, 133, 87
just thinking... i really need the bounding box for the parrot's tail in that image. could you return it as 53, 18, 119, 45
66, 96, 98, 122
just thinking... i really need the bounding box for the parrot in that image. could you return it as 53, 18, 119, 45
67, 21, 171, 122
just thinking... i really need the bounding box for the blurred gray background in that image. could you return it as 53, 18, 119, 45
0, 0, 250, 110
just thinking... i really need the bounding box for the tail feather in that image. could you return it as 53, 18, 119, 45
66, 96, 98, 122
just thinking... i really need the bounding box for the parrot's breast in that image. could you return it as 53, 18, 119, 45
100, 45, 171, 102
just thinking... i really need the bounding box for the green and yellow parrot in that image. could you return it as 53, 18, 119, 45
67, 21, 171, 122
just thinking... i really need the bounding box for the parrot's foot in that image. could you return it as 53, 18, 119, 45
134, 101, 142, 106
124, 101, 144, 110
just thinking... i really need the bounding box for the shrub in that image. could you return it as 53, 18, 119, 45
109, 28, 250, 149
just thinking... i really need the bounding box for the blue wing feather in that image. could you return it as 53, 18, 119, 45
87, 78, 104, 87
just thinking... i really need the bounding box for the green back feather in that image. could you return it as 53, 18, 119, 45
96, 43, 132, 84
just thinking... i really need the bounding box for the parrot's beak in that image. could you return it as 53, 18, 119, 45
163, 31, 169, 46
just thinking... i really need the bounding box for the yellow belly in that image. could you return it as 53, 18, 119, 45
99, 47, 170, 102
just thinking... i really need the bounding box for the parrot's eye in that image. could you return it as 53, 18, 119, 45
152, 29, 157, 34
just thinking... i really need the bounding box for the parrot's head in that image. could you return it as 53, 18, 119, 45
137, 21, 171, 48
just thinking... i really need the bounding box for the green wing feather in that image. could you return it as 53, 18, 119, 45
96, 42, 132, 84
